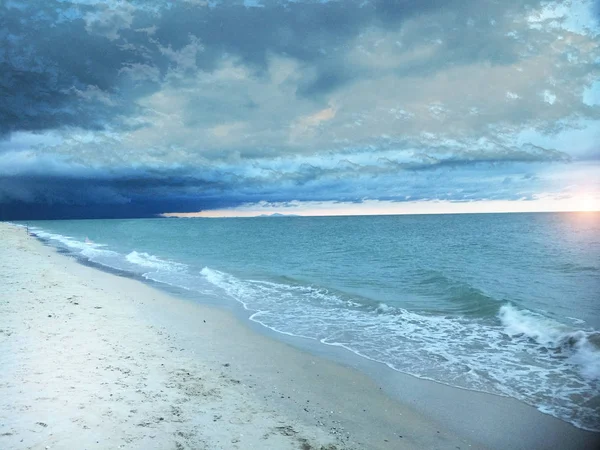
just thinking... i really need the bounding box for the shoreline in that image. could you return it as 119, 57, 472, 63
1, 222, 598, 449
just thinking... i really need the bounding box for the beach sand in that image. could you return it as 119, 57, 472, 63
1, 223, 598, 450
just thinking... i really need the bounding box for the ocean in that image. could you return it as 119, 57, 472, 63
17, 212, 600, 431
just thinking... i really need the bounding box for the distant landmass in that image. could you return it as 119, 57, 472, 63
257, 213, 300, 218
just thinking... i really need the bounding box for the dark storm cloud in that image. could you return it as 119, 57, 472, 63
0, 0, 367, 134
0, 0, 545, 136
0, 0, 599, 218
0, 138, 571, 219
1, 2, 130, 134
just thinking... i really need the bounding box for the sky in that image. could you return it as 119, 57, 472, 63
1, 0, 599, 219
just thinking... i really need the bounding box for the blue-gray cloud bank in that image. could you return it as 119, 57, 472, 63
1, 0, 599, 219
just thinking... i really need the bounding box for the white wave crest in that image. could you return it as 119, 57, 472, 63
126, 251, 186, 272
376, 303, 394, 313
29, 228, 116, 260
499, 304, 600, 380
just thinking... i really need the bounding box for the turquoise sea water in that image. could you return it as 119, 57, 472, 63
19, 213, 600, 431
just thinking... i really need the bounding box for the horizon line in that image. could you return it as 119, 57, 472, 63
162, 209, 599, 219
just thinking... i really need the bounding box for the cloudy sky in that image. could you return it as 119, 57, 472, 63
1, 0, 599, 219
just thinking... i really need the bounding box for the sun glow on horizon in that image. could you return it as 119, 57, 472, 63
162, 196, 600, 218
574, 194, 600, 212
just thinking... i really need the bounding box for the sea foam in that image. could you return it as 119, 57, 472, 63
499, 304, 600, 381
126, 251, 186, 272
29, 227, 118, 262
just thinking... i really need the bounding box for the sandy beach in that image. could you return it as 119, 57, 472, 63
1, 222, 598, 450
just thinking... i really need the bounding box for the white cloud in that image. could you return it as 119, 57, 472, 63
527, 0, 599, 37
84, 1, 135, 41
543, 90, 557, 104
158, 34, 204, 73
583, 80, 600, 105
119, 63, 161, 83
67, 85, 116, 106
